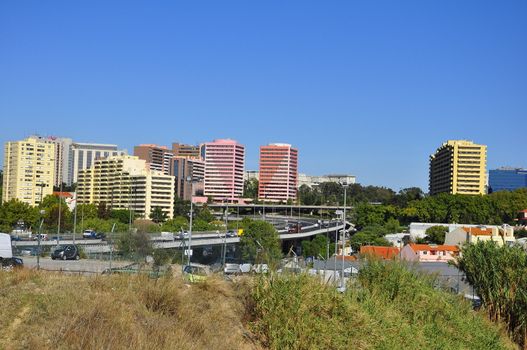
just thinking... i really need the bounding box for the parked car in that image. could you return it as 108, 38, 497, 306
183, 264, 209, 283
51, 245, 80, 260
1, 257, 24, 271
20, 247, 42, 256
223, 263, 241, 275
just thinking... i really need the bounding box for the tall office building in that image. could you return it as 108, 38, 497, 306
202, 139, 245, 202
2, 136, 55, 206
134, 144, 173, 175
489, 167, 527, 192
40, 136, 74, 187
170, 157, 205, 200
172, 142, 201, 159
258, 143, 298, 202
71, 142, 127, 185
77, 155, 174, 219
429, 140, 487, 195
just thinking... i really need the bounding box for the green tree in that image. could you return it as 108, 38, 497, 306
243, 178, 259, 199
239, 220, 282, 266
424, 225, 448, 244
161, 216, 189, 232
97, 202, 110, 219
457, 242, 527, 348
349, 225, 391, 251
0, 199, 39, 232
117, 231, 153, 260
301, 235, 330, 258
110, 209, 132, 224
196, 206, 214, 222
173, 197, 190, 217
150, 206, 168, 224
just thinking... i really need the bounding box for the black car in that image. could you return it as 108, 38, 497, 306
51, 245, 80, 260
1, 257, 24, 270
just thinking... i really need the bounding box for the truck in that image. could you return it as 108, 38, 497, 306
287, 222, 303, 233
0, 232, 24, 270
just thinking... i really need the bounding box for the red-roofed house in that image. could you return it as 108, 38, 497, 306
400, 243, 459, 263
517, 210, 527, 225
360, 246, 400, 260
444, 225, 515, 247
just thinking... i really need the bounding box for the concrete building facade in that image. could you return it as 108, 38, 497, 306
202, 139, 245, 202
172, 142, 201, 159
258, 143, 298, 202
444, 225, 515, 247
2, 136, 56, 206
134, 144, 173, 175
76, 155, 174, 219
429, 140, 487, 195
71, 142, 127, 185
297, 174, 356, 188
170, 157, 205, 201
400, 244, 459, 263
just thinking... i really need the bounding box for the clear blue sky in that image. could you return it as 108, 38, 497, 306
1, 1, 526, 191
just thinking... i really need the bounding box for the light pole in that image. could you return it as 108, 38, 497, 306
56, 180, 63, 247
73, 193, 77, 244
340, 182, 349, 291
222, 198, 229, 269
37, 209, 45, 270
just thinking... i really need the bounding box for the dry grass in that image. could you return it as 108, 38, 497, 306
0, 264, 517, 350
0, 270, 259, 350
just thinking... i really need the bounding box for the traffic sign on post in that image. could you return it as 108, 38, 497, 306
184, 249, 193, 256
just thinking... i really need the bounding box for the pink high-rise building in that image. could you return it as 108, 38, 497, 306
258, 143, 298, 202
202, 139, 245, 202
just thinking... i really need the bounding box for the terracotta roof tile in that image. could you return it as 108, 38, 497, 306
360, 246, 400, 259
408, 243, 459, 252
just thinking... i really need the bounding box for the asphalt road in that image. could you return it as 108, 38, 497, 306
22, 256, 132, 273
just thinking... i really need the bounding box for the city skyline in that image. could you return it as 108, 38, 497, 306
1, 1, 526, 191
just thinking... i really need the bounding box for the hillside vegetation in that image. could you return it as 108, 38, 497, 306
0, 262, 516, 350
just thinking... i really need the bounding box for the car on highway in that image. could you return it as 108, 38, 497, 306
51, 245, 80, 260
83, 229, 105, 239
287, 222, 302, 233
33, 233, 48, 241
225, 230, 237, 238
176, 231, 190, 240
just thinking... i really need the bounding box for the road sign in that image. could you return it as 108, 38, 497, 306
184, 249, 193, 256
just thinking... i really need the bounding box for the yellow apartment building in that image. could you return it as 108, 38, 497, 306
2, 136, 55, 206
76, 155, 175, 219
429, 140, 487, 195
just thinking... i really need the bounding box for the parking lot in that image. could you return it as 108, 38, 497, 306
22, 256, 132, 274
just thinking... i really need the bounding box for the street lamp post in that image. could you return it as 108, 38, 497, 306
35, 182, 48, 270
340, 182, 349, 291
37, 209, 45, 270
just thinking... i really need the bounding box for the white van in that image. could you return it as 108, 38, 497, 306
0, 233, 13, 259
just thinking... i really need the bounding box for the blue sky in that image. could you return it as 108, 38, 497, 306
1, 1, 525, 191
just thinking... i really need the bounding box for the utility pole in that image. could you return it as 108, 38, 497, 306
73, 193, 77, 244
340, 182, 348, 291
